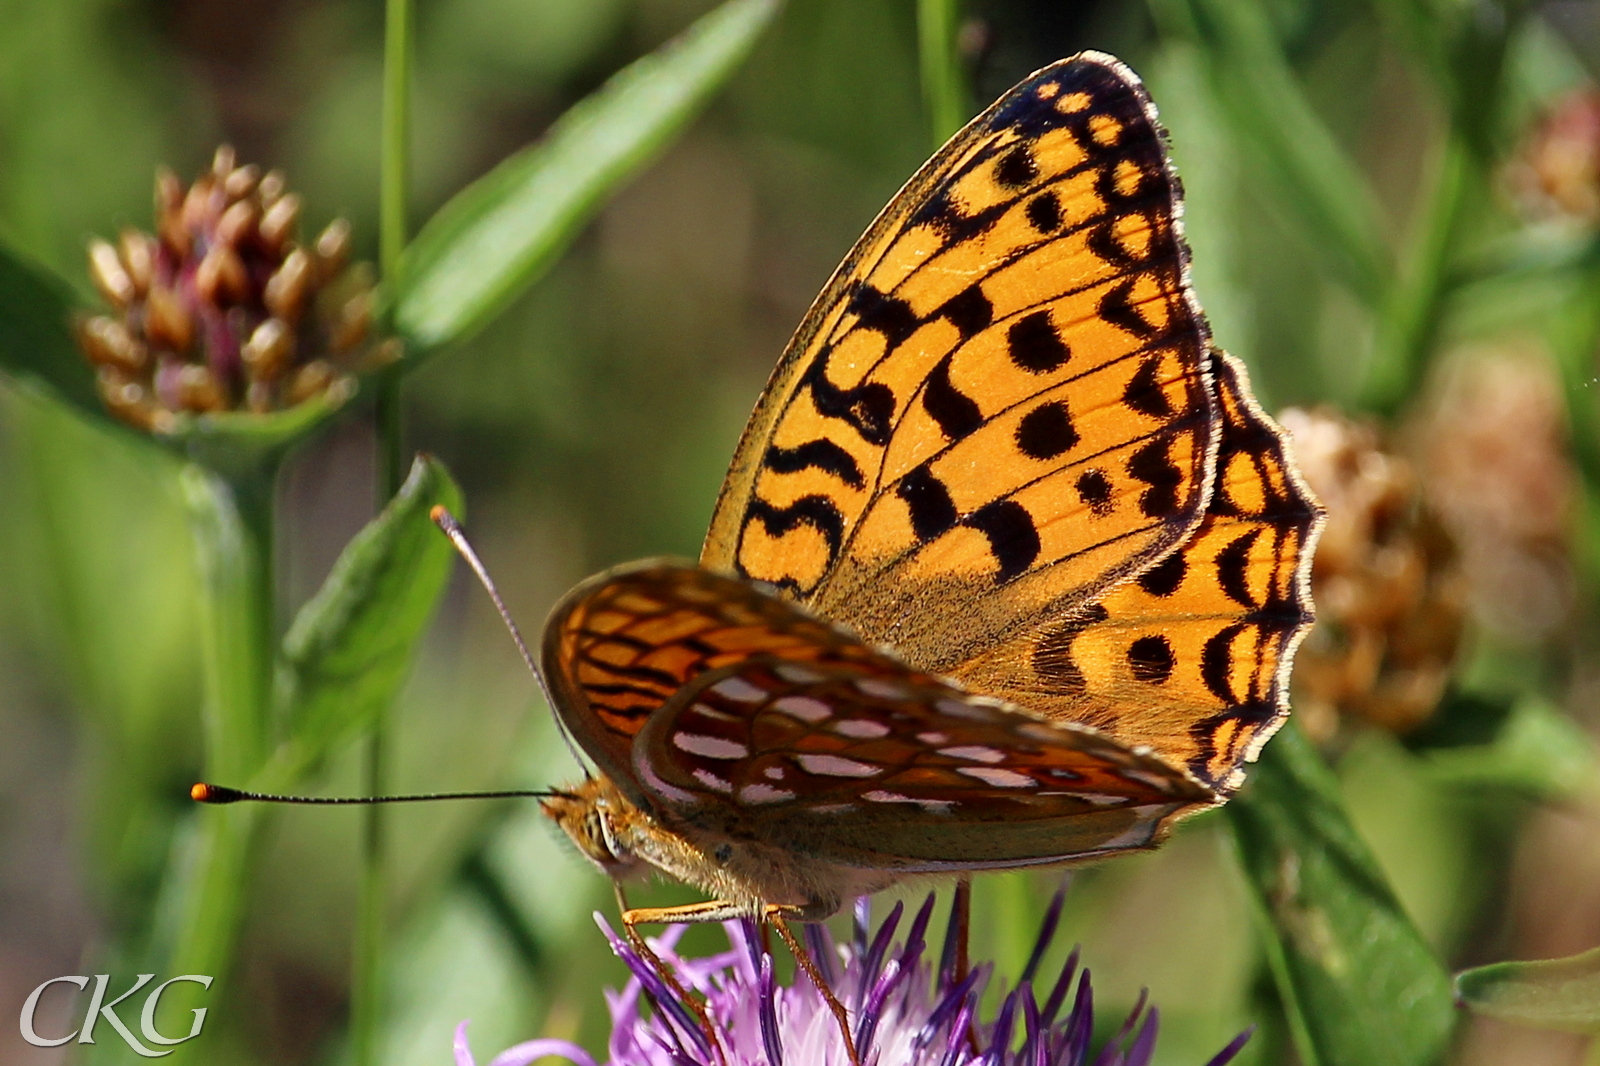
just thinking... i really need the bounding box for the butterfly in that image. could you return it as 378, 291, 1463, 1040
534, 46, 1318, 975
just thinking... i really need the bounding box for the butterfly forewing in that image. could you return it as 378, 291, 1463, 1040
702, 52, 1219, 674
630, 657, 1213, 869
542, 562, 902, 790
950, 354, 1323, 791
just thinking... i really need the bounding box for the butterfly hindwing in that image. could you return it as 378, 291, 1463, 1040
630, 657, 1213, 870
702, 52, 1219, 675
949, 353, 1323, 791
542, 562, 888, 790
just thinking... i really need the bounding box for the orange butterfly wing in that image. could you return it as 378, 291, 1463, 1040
700, 52, 1219, 677
949, 353, 1322, 792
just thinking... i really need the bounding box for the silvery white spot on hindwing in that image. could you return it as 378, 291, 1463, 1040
671, 733, 750, 760
772, 694, 833, 723
955, 766, 1038, 788
711, 676, 770, 703
796, 753, 883, 778
833, 718, 891, 738
937, 745, 1007, 764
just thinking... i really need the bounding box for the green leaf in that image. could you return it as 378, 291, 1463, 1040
917, 0, 968, 148
1423, 697, 1600, 800
394, 0, 781, 351
1226, 721, 1457, 1066
1169, 0, 1391, 305
0, 239, 109, 421
1456, 946, 1600, 1034
273, 454, 462, 774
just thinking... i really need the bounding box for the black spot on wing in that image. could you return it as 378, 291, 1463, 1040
1127, 634, 1175, 684
803, 361, 896, 447
1076, 469, 1114, 516
1200, 624, 1246, 704
744, 495, 846, 559
965, 499, 1040, 583
939, 284, 993, 338
923, 354, 983, 442
1215, 530, 1260, 607
996, 144, 1039, 189
1016, 401, 1078, 460
898, 464, 958, 542
1126, 437, 1183, 518
1026, 192, 1063, 234
763, 440, 865, 490
1006, 311, 1071, 373
848, 282, 919, 349
1136, 551, 1186, 596
1097, 278, 1157, 339
1122, 355, 1174, 419
1032, 603, 1110, 696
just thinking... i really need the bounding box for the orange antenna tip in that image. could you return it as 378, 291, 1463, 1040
191, 782, 243, 804
429, 504, 447, 523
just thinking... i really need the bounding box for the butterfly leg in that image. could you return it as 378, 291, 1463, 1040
766, 906, 861, 1066
614, 886, 737, 1066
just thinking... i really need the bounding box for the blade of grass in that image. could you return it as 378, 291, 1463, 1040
392, 0, 781, 352
356, 0, 416, 1059
1161, 0, 1391, 306
1226, 722, 1456, 1066
1359, 137, 1475, 414
917, 0, 966, 148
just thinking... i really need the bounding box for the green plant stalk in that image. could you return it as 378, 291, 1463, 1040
1360, 136, 1472, 415
354, 0, 413, 1060
161, 461, 278, 1065
917, 0, 965, 147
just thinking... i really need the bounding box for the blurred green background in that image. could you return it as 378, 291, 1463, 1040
6, 0, 1600, 1064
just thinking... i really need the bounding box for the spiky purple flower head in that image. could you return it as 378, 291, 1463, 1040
454, 888, 1253, 1066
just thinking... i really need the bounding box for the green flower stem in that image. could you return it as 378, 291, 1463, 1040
355, 0, 413, 1061
161, 461, 279, 1066
917, 0, 966, 147
1359, 135, 1473, 415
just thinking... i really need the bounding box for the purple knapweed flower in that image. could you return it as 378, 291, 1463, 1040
454, 888, 1254, 1066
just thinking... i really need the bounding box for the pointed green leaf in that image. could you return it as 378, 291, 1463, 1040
394, 0, 781, 352
1226, 721, 1456, 1066
274, 454, 462, 771
1456, 946, 1600, 1033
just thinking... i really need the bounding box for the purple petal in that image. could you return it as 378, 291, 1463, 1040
487, 1039, 600, 1066
1040, 946, 1080, 1027
803, 921, 839, 989
454, 1021, 477, 1066
759, 954, 784, 1066
1121, 1006, 1158, 1066
857, 900, 903, 1005
1021, 883, 1068, 986
1202, 1026, 1256, 1066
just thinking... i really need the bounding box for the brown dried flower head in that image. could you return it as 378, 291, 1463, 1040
1416, 345, 1575, 643
79, 145, 391, 434
1507, 88, 1600, 224
1281, 407, 1467, 739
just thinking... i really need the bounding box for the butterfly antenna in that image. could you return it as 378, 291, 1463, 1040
430, 506, 593, 777
191, 783, 575, 805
